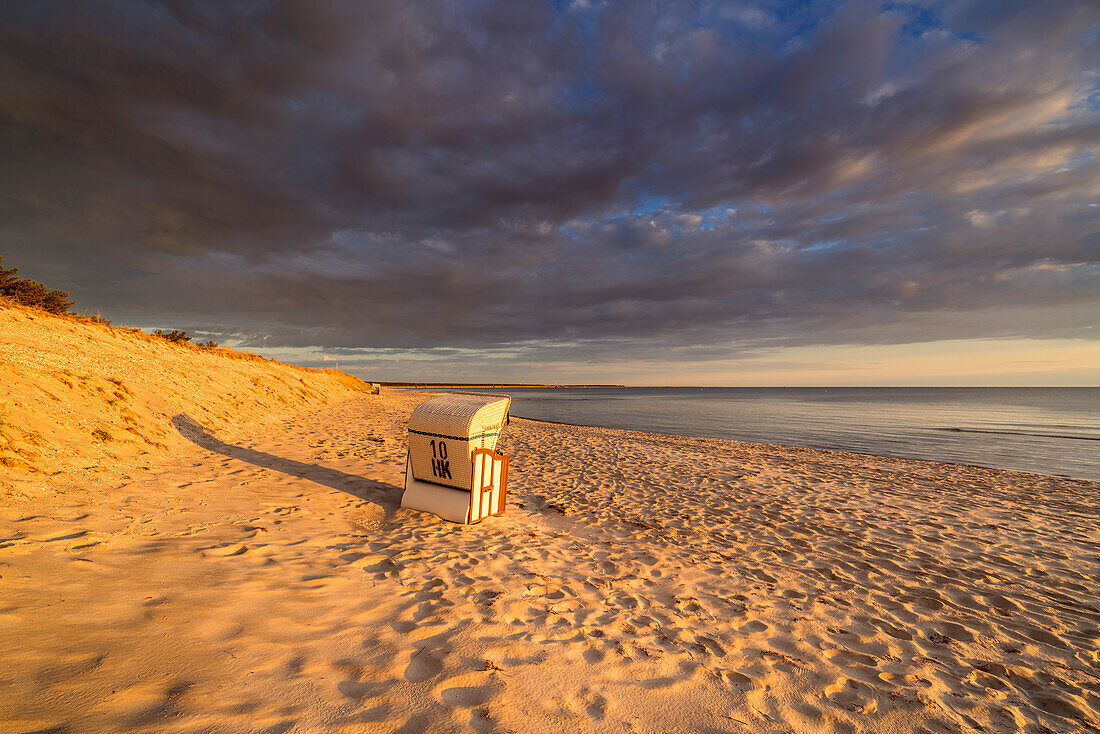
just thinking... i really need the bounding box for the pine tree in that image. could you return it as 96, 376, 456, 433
0, 257, 17, 290
152, 329, 191, 343
0, 256, 75, 314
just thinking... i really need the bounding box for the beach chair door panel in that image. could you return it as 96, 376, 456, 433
470, 449, 508, 523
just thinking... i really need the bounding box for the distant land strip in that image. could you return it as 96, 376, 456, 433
936, 427, 1099, 441
379, 383, 626, 389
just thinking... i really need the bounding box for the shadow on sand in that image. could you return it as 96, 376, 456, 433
171, 413, 402, 514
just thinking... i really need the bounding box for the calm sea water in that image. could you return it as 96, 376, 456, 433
484, 387, 1099, 481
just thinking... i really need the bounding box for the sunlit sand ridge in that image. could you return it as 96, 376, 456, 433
0, 304, 368, 494
1, 307, 1097, 733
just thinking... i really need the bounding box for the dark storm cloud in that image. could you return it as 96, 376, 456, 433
1, 0, 1097, 362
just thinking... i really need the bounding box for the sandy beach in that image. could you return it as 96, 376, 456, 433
2, 308, 1098, 733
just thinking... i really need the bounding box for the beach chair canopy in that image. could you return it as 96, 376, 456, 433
407, 393, 510, 491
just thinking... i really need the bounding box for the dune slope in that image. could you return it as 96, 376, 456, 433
0, 303, 367, 494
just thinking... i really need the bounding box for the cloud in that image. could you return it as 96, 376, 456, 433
0, 0, 1097, 373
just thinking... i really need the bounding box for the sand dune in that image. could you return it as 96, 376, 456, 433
1, 308, 1098, 733
0, 304, 368, 495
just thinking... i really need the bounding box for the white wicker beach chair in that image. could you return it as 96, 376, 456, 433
400, 393, 511, 524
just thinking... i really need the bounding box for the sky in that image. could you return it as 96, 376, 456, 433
1, 0, 1098, 385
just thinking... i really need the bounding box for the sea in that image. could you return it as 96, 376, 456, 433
475, 387, 1099, 481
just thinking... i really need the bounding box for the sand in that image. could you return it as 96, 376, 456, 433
1, 308, 1098, 733
0, 303, 367, 494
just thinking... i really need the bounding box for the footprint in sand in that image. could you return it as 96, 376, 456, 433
434, 672, 501, 708
824, 648, 877, 667
582, 646, 605, 664
96, 679, 187, 720
824, 677, 878, 713
578, 686, 607, 721
201, 543, 247, 557
285, 655, 306, 676
439, 684, 495, 707
718, 669, 757, 692
337, 680, 389, 700
0, 535, 39, 554
693, 633, 726, 657
34, 653, 107, 684
1023, 626, 1068, 649
404, 648, 445, 682
740, 620, 768, 634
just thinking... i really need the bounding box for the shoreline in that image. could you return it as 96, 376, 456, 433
395, 385, 1099, 482
503, 414, 1094, 483
508, 415, 1093, 483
